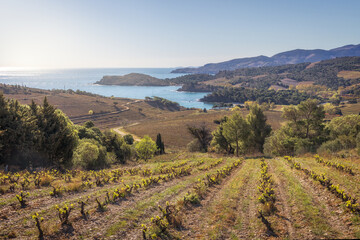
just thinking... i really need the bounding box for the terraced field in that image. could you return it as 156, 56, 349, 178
1, 153, 360, 239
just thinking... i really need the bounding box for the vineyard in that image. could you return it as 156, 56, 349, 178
1, 153, 360, 239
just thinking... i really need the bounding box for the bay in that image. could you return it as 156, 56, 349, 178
0, 68, 213, 109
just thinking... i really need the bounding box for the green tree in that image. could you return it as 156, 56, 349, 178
326, 114, 360, 139
265, 99, 327, 156
102, 130, 131, 163
37, 97, 78, 166
297, 99, 325, 139
187, 123, 212, 152
223, 113, 250, 156
211, 124, 233, 154
282, 99, 325, 140
135, 135, 157, 161
247, 104, 272, 152
318, 114, 360, 153
124, 134, 134, 145
282, 105, 299, 124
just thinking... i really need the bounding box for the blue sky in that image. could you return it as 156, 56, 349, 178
0, 0, 359, 68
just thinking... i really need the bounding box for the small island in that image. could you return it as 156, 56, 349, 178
96, 73, 170, 86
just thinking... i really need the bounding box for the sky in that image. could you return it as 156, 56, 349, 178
0, 0, 359, 68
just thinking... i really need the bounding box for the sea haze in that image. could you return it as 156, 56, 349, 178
0, 68, 213, 109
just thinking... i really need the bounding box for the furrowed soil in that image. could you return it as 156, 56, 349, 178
1, 154, 360, 239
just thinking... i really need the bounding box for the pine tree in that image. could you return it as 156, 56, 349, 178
223, 113, 250, 156
0, 93, 10, 163
247, 104, 272, 153
37, 97, 77, 166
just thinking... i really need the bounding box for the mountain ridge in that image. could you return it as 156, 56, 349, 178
172, 44, 360, 74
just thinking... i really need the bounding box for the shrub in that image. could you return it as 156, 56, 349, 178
135, 135, 157, 161
187, 139, 203, 152
327, 115, 360, 139
72, 139, 108, 170
294, 138, 314, 155
84, 121, 95, 128
103, 130, 131, 163
124, 134, 134, 145
264, 127, 296, 156
40, 175, 53, 186
319, 135, 356, 154
66, 181, 83, 192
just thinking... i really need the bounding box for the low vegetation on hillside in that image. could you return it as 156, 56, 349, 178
96, 73, 169, 86
200, 57, 360, 104
144, 97, 181, 111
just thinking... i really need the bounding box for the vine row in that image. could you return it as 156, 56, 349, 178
284, 156, 360, 215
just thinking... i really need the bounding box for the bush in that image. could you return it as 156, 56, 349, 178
187, 139, 203, 152
294, 138, 314, 155
264, 127, 296, 156
135, 135, 157, 161
103, 131, 131, 164
124, 134, 134, 145
84, 121, 95, 128
318, 135, 356, 154
318, 139, 344, 154
72, 139, 107, 170
326, 114, 360, 139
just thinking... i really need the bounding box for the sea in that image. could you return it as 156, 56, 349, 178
0, 68, 213, 109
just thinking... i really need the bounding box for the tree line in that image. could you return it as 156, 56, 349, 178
188, 99, 360, 157
187, 103, 272, 156
264, 99, 360, 156
201, 87, 312, 105
0, 94, 131, 169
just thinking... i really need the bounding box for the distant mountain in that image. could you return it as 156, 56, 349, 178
172, 44, 360, 74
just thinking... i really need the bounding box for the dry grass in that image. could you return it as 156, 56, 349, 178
125, 108, 284, 149
2, 88, 129, 117
66, 180, 84, 193
201, 77, 233, 87
40, 175, 53, 187
2, 86, 183, 130
340, 102, 360, 115
338, 70, 360, 79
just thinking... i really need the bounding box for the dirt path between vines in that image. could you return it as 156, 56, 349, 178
267, 159, 296, 239
283, 159, 356, 239
177, 160, 251, 239
118, 160, 233, 240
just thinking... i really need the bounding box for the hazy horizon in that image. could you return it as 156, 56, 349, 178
1, 0, 360, 68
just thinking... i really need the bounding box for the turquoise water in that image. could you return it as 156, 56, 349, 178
0, 68, 213, 109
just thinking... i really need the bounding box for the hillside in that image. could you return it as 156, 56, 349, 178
0, 84, 184, 130
199, 57, 360, 104
96, 73, 170, 86
172, 44, 360, 74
